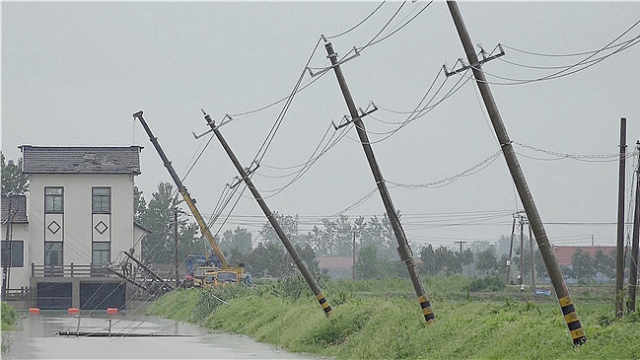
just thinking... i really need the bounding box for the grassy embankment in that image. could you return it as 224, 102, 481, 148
147, 276, 640, 359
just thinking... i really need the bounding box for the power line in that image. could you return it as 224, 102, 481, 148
503, 36, 639, 58
325, 1, 386, 40
463, 23, 640, 86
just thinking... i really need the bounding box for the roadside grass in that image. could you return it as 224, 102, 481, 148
147, 276, 640, 359
1, 302, 18, 331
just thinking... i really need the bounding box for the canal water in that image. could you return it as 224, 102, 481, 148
2, 312, 314, 359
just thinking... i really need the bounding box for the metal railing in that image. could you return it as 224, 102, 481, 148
31, 263, 118, 278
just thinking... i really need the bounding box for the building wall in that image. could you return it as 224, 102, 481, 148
28, 174, 135, 268
1, 223, 30, 289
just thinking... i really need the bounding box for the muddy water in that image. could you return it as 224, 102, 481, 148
2, 312, 314, 359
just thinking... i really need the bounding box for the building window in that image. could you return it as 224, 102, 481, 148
44, 242, 63, 266
45, 187, 64, 213
1, 241, 24, 267
92, 187, 111, 214
92, 242, 110, 266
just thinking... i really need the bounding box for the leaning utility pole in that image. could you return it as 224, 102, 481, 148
519, 216, 524, 290
616, 117, 627, 318
323, 40, 434, 323
628, 140, 639, 312
446, 1, 585, 345
201, 111, 332, 317
505, 216, 516, 284
529, 222, 536, 292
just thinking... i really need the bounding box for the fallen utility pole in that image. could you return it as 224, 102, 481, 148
505, 216, 516, 284
616, 117, 626, 318
628, 140, 639, 312
123, 251, 174, 291
324, 40, 434, 323
446, 1, 585, 345
201, 111, 332, 317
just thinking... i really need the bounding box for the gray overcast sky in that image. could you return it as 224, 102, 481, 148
3, 1, 640, 249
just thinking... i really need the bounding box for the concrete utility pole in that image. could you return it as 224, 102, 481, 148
455, 240, 466, 254
174, 209, 179, 288
324, 40, 434, 323
446, 1, 585, 345
616, 117, 627, 318
505, 216, 516, 284
519, 216, 524, 291
201, 111, 332, 317
529, 223, 536, 292
628, 140, 640, 312
352, 231, 356, 281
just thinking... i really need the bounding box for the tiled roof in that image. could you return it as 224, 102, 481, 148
20, 145, 142, 175
1, 195, 28, 223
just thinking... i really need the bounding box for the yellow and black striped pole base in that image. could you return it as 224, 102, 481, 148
418, 295, 435, 323
316, 293, 332, 317
559, 296, 586, 345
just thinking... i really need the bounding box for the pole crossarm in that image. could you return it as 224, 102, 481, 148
333, 101, 378, 130
443, 43, 505, 77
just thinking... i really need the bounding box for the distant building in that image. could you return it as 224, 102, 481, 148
317, 256, 354, 279
552, 245, 616, 267
1, 145, 149, 309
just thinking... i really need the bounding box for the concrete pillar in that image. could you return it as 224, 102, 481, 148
72, 279, 80, 308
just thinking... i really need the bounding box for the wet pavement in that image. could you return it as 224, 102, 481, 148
1, 312, 314, 359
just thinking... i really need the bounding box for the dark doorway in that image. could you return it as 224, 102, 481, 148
37, 282, 72, 309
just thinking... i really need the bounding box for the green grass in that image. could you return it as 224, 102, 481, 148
1, 302, 18, 331
147, 277, 640, 359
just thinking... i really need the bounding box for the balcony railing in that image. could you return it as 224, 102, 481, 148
31, 263, 118, 278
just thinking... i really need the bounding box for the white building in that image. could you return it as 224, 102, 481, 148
1, 145, 149, 309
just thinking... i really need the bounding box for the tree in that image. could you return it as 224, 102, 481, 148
593, 250, 615, 278
1, 153, 28, 195
476, 247, 498, 275
219, 226, 253, 263
259, 212, 298, 245
355, 244, 381, 279
140, 182, 187, 264
420, 244, 437, 275
572, 249, 596, 281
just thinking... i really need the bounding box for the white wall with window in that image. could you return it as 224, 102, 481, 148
28, 174, 135, 269
1, 223, 30, 289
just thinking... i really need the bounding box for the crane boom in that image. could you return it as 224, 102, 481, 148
133, 110, 229, 268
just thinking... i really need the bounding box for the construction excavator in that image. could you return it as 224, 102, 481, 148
133, 111, 248, 288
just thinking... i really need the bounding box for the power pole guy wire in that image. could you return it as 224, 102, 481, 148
201, 110, 332, 317
446, 0, 586, 345
324, 40, 434, 323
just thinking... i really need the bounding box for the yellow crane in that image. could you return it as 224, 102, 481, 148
133, 111, 245, 287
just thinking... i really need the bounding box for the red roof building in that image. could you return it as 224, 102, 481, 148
552, 246, 616, 267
